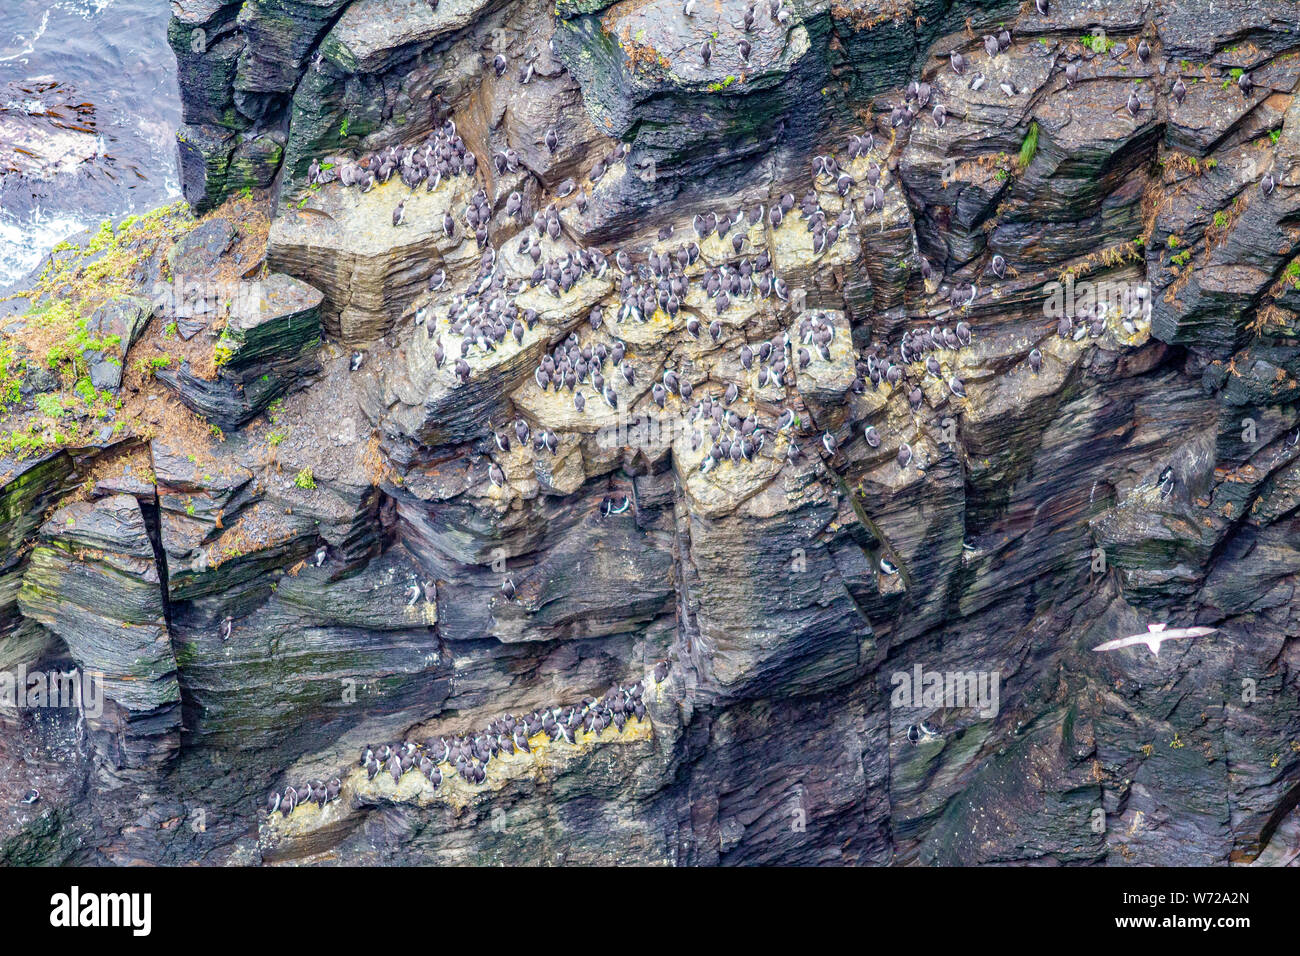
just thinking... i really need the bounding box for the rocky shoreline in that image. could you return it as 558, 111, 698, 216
1, 0, 1299, 866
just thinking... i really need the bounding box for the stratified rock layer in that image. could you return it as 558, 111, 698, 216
1, 0, 1299, 867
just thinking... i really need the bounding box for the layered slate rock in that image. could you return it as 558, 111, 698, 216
3, 0, 1297, 868
17, 495, 181, 774
0, 451, 74, 675
157, 273, 324, 428
83, 296, 153, 392
268, 174, 479, 342
171, 544, 443, 753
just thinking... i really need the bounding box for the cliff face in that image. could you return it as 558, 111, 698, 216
2, 0, 1300, 866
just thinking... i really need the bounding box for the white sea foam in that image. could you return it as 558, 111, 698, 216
0, 208, 86, 291
0, 10, 50, 63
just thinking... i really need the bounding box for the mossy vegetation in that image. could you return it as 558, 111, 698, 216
1018, 122, 1039, 169
0, 191, 272, 461
0, 341, 24, 406
1081, 33, 1114, 54
4, 202, 191, 386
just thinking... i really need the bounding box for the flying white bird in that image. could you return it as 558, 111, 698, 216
1092, 622, 1217, 657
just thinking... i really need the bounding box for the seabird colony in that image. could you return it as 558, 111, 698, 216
267, 0, 1273, 780
295, 2, 1177, 505
266, 667, 670, 817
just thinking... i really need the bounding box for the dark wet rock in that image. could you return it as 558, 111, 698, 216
17, 495, 181, 776
167, 217, 238, 276
228, 131, 287, 192
177, 123, 240, 214
167, 1, 248, 131
4, 0, 1297, 867
0, 452, 75, 675
157, 273, 324, 428
84, 296, 153, 392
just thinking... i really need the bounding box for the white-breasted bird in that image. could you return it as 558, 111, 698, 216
1092, 623, 1217, 657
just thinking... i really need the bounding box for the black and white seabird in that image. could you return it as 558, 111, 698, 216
1157, 466, 1175, 499
220, 615, 232, 641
